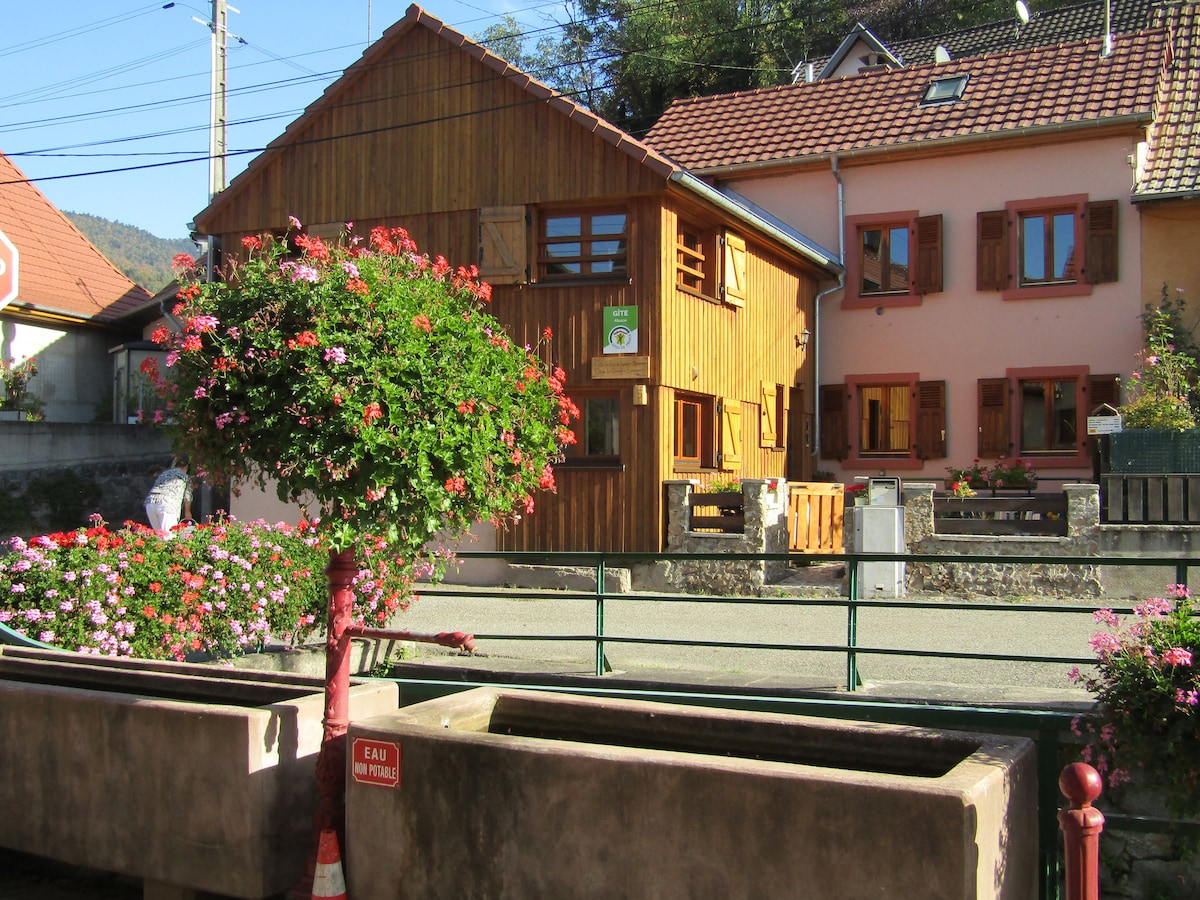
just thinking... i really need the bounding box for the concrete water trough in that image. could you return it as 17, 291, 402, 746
0, 646, 398, 899
347, 687, 1037, 899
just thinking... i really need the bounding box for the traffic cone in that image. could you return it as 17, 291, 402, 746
311, 828, 347, 900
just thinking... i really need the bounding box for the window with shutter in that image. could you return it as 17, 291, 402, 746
982, 195, 1119, 299
977, 377, 1011, 457
760, 382, 778, 448
914, 214, 943, 294
915, 380, 947, 459
844, 210, 941, 308
1085, 200, 1118, 284
479, 206, 528, 284
819, 384, 849, 461
720, 233, 748, 308
720, 400, 743, 470
976, 210, 1009, 291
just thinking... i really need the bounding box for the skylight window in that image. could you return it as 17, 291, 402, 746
922, 74, 969, 105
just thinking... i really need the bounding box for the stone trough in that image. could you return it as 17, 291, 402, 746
0, 646, 397, 899
346, 687, 1037, 899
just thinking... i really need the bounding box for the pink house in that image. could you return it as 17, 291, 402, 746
646, 27, 1171, 485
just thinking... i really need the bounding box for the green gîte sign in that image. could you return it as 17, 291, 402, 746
603, 306, 638, 354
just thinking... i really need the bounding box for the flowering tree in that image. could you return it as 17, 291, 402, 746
156, 220, 577, 563
1070, 584, 1200, 816
1121, 291, 1197, 430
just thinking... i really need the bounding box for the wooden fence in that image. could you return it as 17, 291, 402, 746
1102, 474, 1200, 524
787, 482, 844, 553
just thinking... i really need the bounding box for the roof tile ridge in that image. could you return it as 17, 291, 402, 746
0, 151, 148, 300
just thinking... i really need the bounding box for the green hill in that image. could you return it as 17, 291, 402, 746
65, 212, 195, 294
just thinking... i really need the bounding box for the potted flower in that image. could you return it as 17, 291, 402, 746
946, 459, 989, 491
1070, 584, 1200, 818
986, 457, 1037, 491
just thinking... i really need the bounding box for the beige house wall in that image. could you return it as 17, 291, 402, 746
1138, 197, 1200, 322
727, 134, 1144, 484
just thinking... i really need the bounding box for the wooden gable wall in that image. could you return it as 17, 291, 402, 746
198, 25, 665, 241
656, 199, 818, 489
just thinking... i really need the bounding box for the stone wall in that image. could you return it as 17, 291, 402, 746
660, 479, 790, 595
0, 422, 172, 539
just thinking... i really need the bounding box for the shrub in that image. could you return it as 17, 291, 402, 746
0, 518, 421, 661
1070, 585, 1200, 817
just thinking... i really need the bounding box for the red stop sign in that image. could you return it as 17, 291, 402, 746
0, 227, 17, 311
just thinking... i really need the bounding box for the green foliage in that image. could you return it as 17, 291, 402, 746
65, 211, 194, 292
0, 519, 415, 660
1121, 288, 1198, 431
482, 0, 1086, 136
1072, 586, 1200, 818
157, 221, 576, 557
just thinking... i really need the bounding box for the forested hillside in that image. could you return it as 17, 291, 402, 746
66, 212, 194, 293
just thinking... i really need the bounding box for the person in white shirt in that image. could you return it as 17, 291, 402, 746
144, 457, 193, 536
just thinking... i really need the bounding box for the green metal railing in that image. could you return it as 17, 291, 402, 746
394, 548, 1195, 900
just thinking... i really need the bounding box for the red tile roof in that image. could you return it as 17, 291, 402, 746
1136, 3, 1200, 197
645, 30, 1168, 173
0, 153, 152, 323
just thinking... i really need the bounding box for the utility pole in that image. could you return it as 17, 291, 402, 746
208, 0, 230, 198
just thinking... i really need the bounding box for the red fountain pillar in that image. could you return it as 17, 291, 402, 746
1059, 762, 1105, 900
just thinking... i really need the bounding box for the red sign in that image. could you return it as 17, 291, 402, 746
0, 227, 17, 311
351, 737, 401, 788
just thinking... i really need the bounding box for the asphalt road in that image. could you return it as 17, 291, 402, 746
398, 579, 1104, 695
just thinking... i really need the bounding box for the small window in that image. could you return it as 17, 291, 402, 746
539, 209, 627, 280
676, 223, 714, 297
1019, 377, 1078, 453
922, 74, 968, 105
860, 225, 909, 295
674, 393, 717, 469
1019, 210, 1078, 286
582, 396, 620, 457
858, 383, 912, 457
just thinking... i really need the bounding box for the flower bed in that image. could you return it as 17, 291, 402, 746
0, 517, 422, 661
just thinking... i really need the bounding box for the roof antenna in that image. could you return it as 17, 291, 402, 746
1101, 0, 1113, 57
934, 45, 951, 63
1015, 0, 1030, 38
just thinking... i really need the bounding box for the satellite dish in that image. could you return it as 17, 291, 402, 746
1016, 0, 1031, 24
934, 45, 952, 63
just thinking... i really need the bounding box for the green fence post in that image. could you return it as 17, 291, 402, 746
1176, 562, 1189, 589
846, 554, 860, 691
1039, 728, 1062, 900
595, 557, 612, 675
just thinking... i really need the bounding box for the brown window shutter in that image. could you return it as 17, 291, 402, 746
915, 380, 947, 459
759, 382, 778, 447
720, 400, 743, 471
1084, 200, 1119, 285
914, 214, 943, 294
478, 206, 528, 284
976, 210, 1009, 291
977, 377, 1011, 457
721, 233, 748, 308
819, 384, 849, 461
1087, 373, 1121, 411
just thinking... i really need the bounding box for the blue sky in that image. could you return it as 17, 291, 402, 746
0, 1, 562, 239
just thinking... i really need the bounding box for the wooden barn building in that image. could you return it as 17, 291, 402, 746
191, 4, 840, 554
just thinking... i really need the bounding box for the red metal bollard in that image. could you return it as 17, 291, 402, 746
295, 547, 357, 898
1059, 762, 1105, 900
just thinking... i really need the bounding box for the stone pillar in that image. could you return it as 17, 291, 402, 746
1065, 483, 1100, 538
664, 480, 699, 551
742, 478, 790, 581
901, 482, 936, 547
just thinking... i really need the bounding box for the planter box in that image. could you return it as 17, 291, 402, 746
0, 647, 398, 899
1109, 429, 1200, 474
346, 688, 1037, 899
